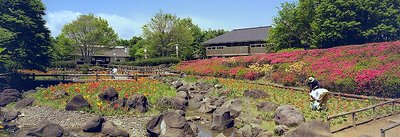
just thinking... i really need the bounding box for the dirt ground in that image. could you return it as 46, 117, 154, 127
333, 114, 400, 137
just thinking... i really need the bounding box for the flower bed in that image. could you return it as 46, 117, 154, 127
30, 77, 176, 115
176, 41, 400, 97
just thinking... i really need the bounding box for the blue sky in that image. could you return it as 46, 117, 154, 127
43, 0, 296, 39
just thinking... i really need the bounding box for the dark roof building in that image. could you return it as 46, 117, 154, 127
203, 26, 271, 57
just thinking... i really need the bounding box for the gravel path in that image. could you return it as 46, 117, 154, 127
6, 106, 152, 137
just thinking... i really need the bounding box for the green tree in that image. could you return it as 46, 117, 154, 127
270, 0, 400, 50
0, 0, 52, 71
141, 11, 193, 58
59, 14, 118, 63
50, 35, 76, 61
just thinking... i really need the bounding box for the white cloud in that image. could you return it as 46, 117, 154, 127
96, 13, 142, 39
45, 10, 81, 37
45, 11, 143, 39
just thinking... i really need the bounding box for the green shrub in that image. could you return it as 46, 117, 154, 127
50, 61, 76, 68
132, 57, 181, 66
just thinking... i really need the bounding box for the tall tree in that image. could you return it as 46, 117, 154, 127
141, 11, 193, 58
59, 14, 118, 63
0, 0, 52, 71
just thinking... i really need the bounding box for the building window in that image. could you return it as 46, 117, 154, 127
117, 59, 120, 62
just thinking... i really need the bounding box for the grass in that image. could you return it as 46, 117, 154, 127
27, 77, 176, 116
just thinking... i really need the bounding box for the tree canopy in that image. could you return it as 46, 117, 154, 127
0, 0, 52, 71
59, 14, 118, 63
269, 0, 400, 51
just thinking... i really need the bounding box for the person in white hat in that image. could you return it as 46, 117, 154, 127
307, 76, 320, 92
307, 77, 330, 110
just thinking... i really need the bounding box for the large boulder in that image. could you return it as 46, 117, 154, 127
171, 81, 183, 89
110, 98, 127, 108
29, 123, 66, 137
98, 87, 119, 101
211, 99, 242, 130
171, 97, 188, 110
0, 89, 22, 107
1, 110, 20, 122
197, 98, 217, 113
274, 105, 305, 127
236, 124, 265, 137
283, 120, 332, 137
243, 90, 269, 99
101, 121, 129, 137
257, 102, 279, 112
176, 91, 189, 100
14, 97, 35, 109
146, 111, 195, 137
83, 116, 105, 132
65, 95, 91, 111
126, 94, 149, 113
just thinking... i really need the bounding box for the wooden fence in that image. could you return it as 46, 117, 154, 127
381, 120, 400, 137
327, 99, 400, 133
24, 73, 179, 82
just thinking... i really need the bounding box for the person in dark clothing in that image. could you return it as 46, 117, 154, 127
307, 77, 320, 92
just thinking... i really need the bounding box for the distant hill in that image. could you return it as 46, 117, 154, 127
176, 41, 400, 97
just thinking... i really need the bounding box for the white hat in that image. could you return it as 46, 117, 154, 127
308, 77, 315, 83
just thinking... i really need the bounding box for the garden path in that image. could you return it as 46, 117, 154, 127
333, 114, 400, 137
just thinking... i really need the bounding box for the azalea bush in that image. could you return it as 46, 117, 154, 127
30, 77, 176, 115
176, 41, 400, 97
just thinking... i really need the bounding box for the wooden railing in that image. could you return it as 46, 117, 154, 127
327, 99, 400, 133
380, 120, 400, 137
23, 73, 179, 82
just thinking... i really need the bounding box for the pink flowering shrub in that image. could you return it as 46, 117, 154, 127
176, 41, 400, 97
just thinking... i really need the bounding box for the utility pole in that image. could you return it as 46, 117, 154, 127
144, 47, 147, 59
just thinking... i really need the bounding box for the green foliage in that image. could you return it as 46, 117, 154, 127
0, 0, 52, 71
59, 14, 118, 63
141, 11, 193, 58
51, 35, 76, 61
269, 0, 400, 50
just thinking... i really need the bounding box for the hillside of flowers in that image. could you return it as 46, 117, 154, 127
176, 41, 400, 97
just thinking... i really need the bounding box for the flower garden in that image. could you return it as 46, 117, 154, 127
29, 77, 176, 115
176, 41, 400, 98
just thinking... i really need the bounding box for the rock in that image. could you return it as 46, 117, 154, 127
54, 90, 69, 99
171, 81, 183, 89
126, 94, 149, 113
198, 102, 217, 113
14, 97, 35, 109
98, 87, 119, 101
176, 91, 189, 100
179, 72, 186, 78
101, 121, 129, 137
190, 94, 204, 102
175, 110, 186, 117
83, 116, 105, 132
190, 123, 199, 136
243, 90, 269, 99
0, 89, 21, 107
1, 110, 20, 122
214, 84, 223, 89
236, 125, 253, 137
214, 96, 226, 107
257, 102, 279, 112
146, 111, 195, 137
195, 82, 212, 91
274, 105, 305, 127
110, 98, 127, 108
283, 120, 332, 137
65, 95, 91, 111
171, 97, 188, 110
1, 123, 19, 132
10, 129, 35, 137
177, 85, 189, 92
274, 125, 289, 136
216, 133, 227, 137
257, 132, 273, 137
30, 123, 66, 137
211, 99, 242, 130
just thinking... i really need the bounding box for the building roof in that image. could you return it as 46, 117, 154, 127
93, 46, 130, 57
203, 26, 271, 45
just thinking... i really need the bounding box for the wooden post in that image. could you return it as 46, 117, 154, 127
32, 73, 36, 80
62, 75, 65, 81
327, 118, 331, 129
381, 129, 385, 137
392, 101, 396, 115
352, 112, 356, 127
95, 73, 99, 81
373, 107, 376, 121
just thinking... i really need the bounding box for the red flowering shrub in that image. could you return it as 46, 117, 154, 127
176, 41, 400, 97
